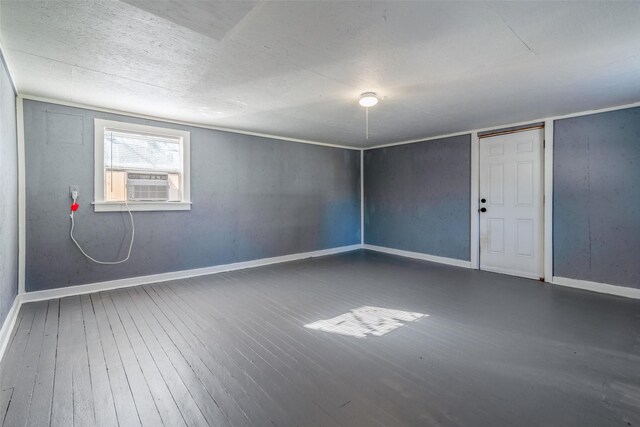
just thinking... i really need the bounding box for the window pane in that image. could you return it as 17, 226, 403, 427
105, 170, 127, 201
104, 129, 182, 173
168, 173, 181, 202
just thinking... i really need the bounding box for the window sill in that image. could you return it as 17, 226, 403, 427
92, 201, 192, 212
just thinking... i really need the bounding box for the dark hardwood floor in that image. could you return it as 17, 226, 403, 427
1, 250, 639, 426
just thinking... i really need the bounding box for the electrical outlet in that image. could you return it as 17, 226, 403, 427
69, 185, 79, 199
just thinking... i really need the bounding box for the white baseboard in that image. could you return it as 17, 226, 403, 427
0, 295, 21, 363
363, 246, 639, 300
363, 244, 472, 268
20, 244, 362, 304
553, 276, 640, 300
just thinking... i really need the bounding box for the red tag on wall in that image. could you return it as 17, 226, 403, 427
71, 203, 79, 212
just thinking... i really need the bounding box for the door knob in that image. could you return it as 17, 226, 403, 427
481, 198, 486, 203
480, 207, 487, 213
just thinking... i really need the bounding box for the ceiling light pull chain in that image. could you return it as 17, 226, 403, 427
366, 108, 369, 140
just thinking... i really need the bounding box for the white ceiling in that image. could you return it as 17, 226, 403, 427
1, 1, 639, 148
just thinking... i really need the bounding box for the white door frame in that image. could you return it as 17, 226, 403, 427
543, 120, 553, 282
470, 133, 480, 270
470, 120, 553, 282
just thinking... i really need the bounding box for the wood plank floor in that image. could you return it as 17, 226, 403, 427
1, 250, 639, 426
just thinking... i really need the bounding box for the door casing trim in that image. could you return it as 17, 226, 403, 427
472, 125, 550, 281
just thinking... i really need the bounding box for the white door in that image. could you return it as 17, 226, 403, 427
479, 128, 544, 279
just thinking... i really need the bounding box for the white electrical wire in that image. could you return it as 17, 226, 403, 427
70, 200, 135, 264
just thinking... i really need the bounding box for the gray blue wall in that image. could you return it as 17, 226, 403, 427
0, 55, 18, 324
554, 107, 640, 289
24, 100, 361, 292
22, 101, 640, 292
364, 135, 471, 261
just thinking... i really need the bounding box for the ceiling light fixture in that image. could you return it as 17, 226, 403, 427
359, 92, 379, 139
359, 92, 379, 108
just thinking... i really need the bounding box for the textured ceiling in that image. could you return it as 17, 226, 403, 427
1, 1, 639, 147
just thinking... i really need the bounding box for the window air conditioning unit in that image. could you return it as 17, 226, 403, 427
127, 172, 169, 201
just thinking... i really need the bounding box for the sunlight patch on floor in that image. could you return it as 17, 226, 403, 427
304, 306, 427, 338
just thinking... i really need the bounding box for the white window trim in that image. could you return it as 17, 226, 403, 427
94, 118, 191, 212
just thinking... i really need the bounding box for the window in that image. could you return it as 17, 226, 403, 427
94, 119, 190, 211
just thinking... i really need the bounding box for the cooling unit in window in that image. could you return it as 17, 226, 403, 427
127, 172, 169, 201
